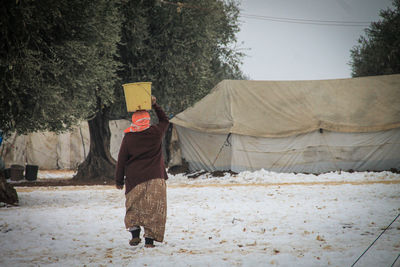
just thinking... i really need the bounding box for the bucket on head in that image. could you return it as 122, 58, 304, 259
25, 165, 39, 181
122, 82, 152, 112
10, 165, 24, 181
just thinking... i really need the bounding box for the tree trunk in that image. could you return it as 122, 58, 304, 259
73, 108, 116, 182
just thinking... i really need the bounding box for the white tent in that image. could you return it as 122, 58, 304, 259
171, 74, 400, 173
0, 120, 130, 169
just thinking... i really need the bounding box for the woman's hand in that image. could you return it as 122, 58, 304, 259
151, 95, 156, 105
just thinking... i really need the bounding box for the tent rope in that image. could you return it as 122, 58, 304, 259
212, 133, 231, 167
319, 130, 341, 171
351, 213, 400, 267
391, 253, 400, 267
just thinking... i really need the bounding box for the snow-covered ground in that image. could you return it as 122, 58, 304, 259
1, 170, 400, 266
9, 168, 400, 185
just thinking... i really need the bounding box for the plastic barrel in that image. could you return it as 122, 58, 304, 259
25, 165, 39, 181
4, 168, 11, 179
10, 165, 24, 181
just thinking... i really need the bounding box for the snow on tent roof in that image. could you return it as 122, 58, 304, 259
171, 74, 400, 138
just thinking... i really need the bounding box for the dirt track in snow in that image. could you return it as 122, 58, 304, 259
15, 179, 400, 192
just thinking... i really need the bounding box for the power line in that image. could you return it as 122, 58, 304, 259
241, 12, 371, 24
160, 0, 210, 11
160, 0, 371, 27
240, 13, 371, 27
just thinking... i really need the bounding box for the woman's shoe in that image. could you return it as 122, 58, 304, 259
144, 238, 155, 248
129, 237, 141, 246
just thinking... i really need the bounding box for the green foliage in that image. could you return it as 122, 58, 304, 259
350, 0, 400, 77
1, 0, 244, 135
117, 0, 245, 116
0, 0, 121, 136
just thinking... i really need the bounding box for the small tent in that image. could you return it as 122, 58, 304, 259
170, 74, 400, 173
1, 120, 130, 169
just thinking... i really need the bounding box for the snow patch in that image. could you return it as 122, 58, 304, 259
1, 171, 400, 266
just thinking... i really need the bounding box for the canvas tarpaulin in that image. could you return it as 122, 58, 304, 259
171, 74, 400, 138
0, 120, 130, 169
175, 126, 400, 173
171, 75, 400, 173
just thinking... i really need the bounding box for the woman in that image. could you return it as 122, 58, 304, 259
115, 95, 169, 248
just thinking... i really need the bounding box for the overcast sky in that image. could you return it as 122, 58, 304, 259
236, 0, 393, 81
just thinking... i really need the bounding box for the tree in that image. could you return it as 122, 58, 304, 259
350, 0, 400, 77
69, 1, 123, 182
1, 0, 80, 136
1, 0, 244, 182
0, 0, 121, 136
75, 0, 245, 181
1, 1, 122, 181
118, 0, 245, 115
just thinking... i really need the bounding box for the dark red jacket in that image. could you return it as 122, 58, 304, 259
115, 103, 169, 194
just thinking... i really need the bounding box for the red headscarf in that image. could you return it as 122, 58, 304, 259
124, 110, 151, 133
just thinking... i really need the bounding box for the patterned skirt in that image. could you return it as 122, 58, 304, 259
124, 178, 167, 242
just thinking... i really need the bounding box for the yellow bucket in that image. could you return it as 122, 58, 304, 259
122, 82, 152, 112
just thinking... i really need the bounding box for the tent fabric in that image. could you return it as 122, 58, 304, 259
175, 125, 400, 173
171, 75, 400, 173
231, 128, 400, 173
171, 74, 400, 138
0, 120, 130, 169
174, 125, 232, 171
